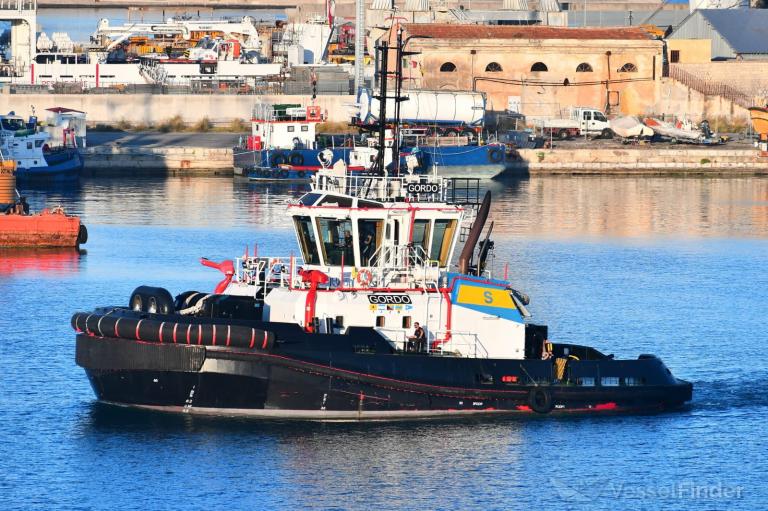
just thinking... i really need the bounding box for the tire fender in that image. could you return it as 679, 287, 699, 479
528, 388, 553, 414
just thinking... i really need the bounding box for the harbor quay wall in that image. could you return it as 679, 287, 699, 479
515, 147, 768, 174
0, 93, 354, 125
82, 145, 233, 175
81, 142, 768, 175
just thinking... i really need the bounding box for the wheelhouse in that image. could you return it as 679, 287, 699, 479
287, 177, 464, 285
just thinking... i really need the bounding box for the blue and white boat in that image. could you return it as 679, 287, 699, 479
1, 111, 84, 184
233, 102, 512, 181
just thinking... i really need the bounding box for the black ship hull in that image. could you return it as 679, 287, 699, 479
76, 320, 693, 420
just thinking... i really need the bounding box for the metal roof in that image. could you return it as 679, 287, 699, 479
699, 9, 768, 54
403, 23, 654, 40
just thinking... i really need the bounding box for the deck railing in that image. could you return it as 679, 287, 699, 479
0, 0, 35, 11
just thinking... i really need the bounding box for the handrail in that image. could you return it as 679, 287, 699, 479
431, 330, 489, 359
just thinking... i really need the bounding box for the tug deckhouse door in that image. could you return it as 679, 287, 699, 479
424, 291, 444, 349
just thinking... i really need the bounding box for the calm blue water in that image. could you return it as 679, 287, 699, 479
2, 175, 767, 510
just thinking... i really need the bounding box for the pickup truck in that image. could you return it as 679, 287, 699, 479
541, 107, 612, 140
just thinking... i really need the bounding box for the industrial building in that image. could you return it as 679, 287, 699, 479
393, 24, 663, 118
667, 8, 768, 62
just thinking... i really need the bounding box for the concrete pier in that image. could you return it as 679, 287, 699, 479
84, 132, 238, 175
513, 146, 768, 175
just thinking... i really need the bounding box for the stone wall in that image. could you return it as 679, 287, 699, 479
653, 78, 750, 124
403, 29, 663, 118
515, 146, 768, 173
672, 62, 768, 97
0, 93, 354, 125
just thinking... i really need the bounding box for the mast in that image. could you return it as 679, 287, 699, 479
370, 29, 412, 177
372, 40, 389, 176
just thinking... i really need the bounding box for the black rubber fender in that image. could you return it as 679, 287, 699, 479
77, 224, 88, 245
129, 286, 175, 315
289, 152, 304, 166
528, 387, 553, 413
270, 153, 287, 167
488, 147, 504, 163
71, 312, 275, 350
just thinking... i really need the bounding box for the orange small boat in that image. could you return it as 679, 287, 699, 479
748, 106, 768, 136
0, 208, 87, 247
1, 161, 87, 248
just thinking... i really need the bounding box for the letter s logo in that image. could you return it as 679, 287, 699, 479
483, 291, 493, 304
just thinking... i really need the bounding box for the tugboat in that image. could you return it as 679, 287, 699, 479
72, 35, 692, 419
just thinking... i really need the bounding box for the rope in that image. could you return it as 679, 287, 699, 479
177, 293, 214, 316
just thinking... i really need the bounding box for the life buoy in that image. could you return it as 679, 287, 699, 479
528, 388, 553, 414
289, 152, 304, 166
356, 268, 372, 287
270, 153, 287, 166
488, 147, 503, 163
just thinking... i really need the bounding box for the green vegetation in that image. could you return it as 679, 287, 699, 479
157, 115, 186, 133
708, 116, 749, 134
191, 117, 212, 132
226, 118, 248, 133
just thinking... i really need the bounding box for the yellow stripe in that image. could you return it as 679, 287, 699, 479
456, 285, 516, 309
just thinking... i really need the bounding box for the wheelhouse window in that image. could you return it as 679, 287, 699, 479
319, 195, 354, 207
358, 219, 383, 266
294, 216, 320, 265
316, 217, 353, 265
412, 219, 430, 256
299, 193, 322, 206
1, 118, 25, 131
429, 219, 457, 266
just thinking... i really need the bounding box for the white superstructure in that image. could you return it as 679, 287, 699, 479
217, 166, 530, 360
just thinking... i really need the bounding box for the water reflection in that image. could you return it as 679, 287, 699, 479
490, 176, 768, 238
23, 174, 768, 238
0, 248, 83, 276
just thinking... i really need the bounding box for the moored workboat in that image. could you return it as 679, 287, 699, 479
1, 111, 84, 183
1, 162, 87, 247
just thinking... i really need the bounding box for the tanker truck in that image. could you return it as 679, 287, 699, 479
351, 87, 510, 175
354, 88, 487, 139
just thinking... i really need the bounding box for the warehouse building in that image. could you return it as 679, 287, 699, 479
667, 9, 768, 63
393, 23, 663, 118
